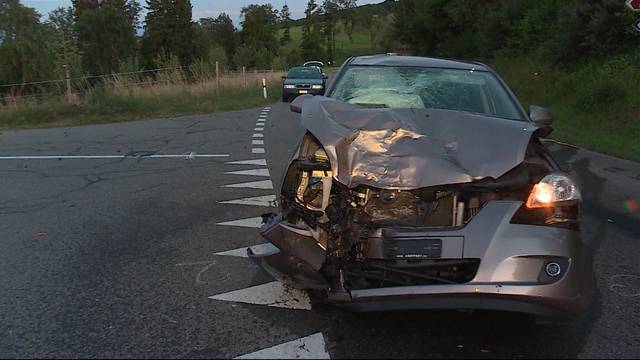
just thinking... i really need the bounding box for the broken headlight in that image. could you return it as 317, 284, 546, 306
526, 173, 581, 208
511, 172, 581, 230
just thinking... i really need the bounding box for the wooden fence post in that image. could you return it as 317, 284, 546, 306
215, 61, 220, 91
242, 66, 246, 89
64, 64, 73, 105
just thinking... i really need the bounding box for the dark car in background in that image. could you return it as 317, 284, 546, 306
281, 66, 328, 102
253, 54, 592, 322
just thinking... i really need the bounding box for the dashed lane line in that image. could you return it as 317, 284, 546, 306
227, 159, 267, 166
235, 333, 329, 359
222, 179, 273, 189
214, 243, 276, 258
219, 194, 276, 207
225, 168, 270, 177
216, 217, 264, 228
209, 281, 312, 311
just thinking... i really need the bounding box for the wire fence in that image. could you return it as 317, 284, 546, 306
0, 63, 283, 107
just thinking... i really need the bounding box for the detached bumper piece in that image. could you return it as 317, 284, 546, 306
248, 216, 327, 290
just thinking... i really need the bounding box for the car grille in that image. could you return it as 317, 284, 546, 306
296, 84, 311, 89
344, 258, 481, 290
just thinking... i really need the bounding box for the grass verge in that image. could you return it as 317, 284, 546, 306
491, 51, 640, 161
0, 77, 282, 130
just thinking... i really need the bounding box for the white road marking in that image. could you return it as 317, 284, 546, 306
223, 179, 273, 189
252, 148, 265, 154
220, 194, 276, 207
254, 127, 265, 131
210, 281, 312, 311
227, 159, 267, 166
252, 140, 264, 145
214, 243, 276, 258
225, 168, 270, 177
235, 333, 329, 359
253, 134, 264, 138
259, 115, 268, 118
216, 217, 264, 228
256, 120, 266, 123
0, 153, 229, 160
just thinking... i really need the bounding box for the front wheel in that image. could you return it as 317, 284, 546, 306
282, 92, 288, 102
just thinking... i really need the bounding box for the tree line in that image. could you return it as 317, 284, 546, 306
0, 0, 367, 90
391, 0, 638, 65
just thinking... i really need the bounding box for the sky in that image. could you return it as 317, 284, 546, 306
23, 0, 383, 24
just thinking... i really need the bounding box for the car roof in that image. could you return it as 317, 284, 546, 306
347, 54, 489, 71
289, 66, 320, 71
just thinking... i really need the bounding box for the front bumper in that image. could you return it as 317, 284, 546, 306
283, 87, 325, 100
250, 201, 592, 318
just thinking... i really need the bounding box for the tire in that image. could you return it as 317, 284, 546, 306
282, 92, 288, 102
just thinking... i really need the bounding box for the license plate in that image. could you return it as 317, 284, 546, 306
298, 90, 308, 94
388, 239, 442, 259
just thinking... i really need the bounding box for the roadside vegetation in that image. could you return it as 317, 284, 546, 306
0, 71, 282, 129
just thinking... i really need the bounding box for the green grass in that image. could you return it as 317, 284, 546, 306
280, 24, 383, 65
0, 84, 282, 130
491, 51, 640, 161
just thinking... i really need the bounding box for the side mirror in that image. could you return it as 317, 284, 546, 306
281, 75, 286, 80
322, 73, 328, 79
529, 105, 553, 126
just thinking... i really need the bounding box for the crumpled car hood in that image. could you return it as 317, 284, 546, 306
299, 96, 540, 190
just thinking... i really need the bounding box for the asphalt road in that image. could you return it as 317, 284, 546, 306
1, 102, 639, 358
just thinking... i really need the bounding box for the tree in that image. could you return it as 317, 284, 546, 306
280, 4, 292, 45
0, 0, 53, 87
76, 5, 137, 74
301, 0, 323, 60
200, 13, 237, 67
73, 0, 139, 74
337, 0, 357, 42
237, 4, 279, 67
322, 0, 338, 65
47, 7, 83, 79
142, 0, 199, 67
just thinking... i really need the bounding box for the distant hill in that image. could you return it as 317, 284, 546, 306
288, 0, 397, 27
279, 0, 398, 66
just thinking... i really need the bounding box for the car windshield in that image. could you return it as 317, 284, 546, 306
287, 67, 322, 79
331, 65, 525, 120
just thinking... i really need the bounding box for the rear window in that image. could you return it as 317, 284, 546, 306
287, 67, 322, 79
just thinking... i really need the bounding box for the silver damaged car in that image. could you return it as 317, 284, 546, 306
249, 54, 592, 321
